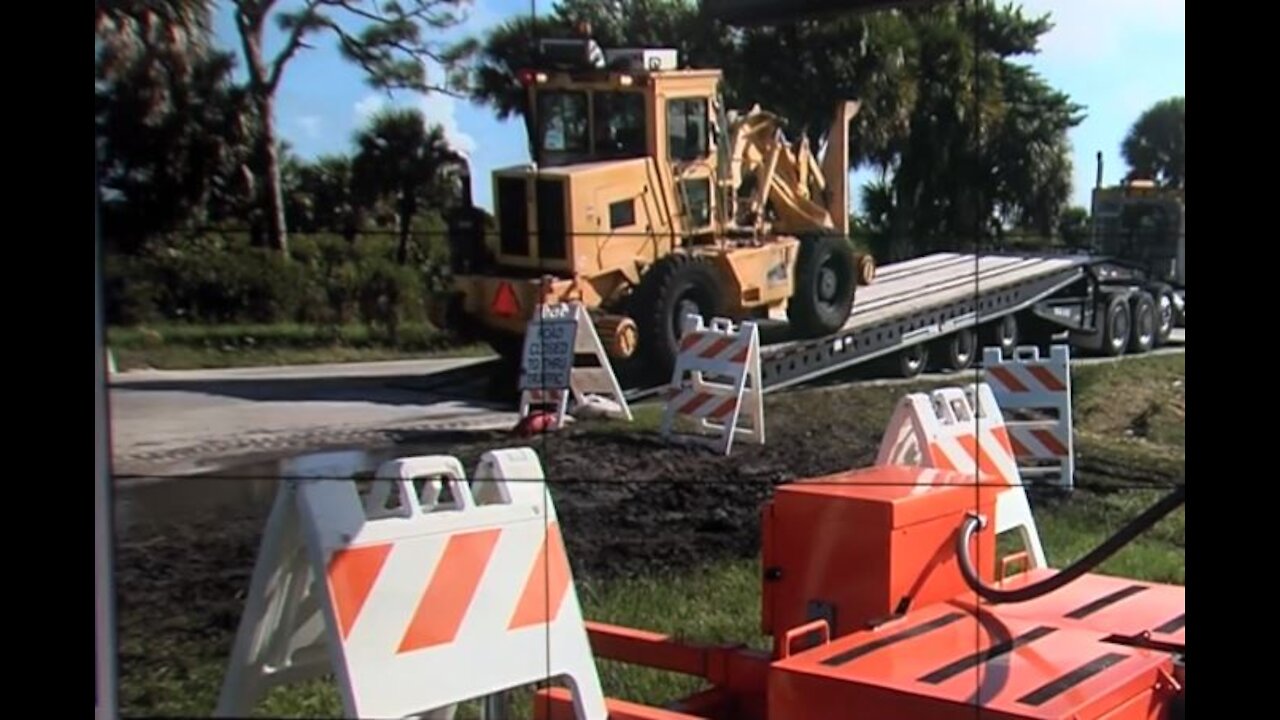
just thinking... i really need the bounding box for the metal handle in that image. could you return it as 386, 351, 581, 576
781, 619, 830, 659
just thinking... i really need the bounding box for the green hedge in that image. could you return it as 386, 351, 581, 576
104, 231, 448, 338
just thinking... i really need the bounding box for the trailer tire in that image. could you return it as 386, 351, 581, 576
934, 328, 976, 372
981, 314, 1019, 359
632, 253, 727, 380
1128, 292, 1156, 354
899, 344, 929, 378
1100, 294, 1131, 357
1147, 283, 1176, 346
788, 234, 858, 337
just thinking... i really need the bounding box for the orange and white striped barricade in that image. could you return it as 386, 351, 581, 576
660, 315, 765, 456
215, 448, 607, 720
519, 302, 632, 428
982, 344, 1075, 491
876, 383, 1048, 570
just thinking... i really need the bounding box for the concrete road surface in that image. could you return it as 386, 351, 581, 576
108, 356, 519, 477
108, 330, 1182, 477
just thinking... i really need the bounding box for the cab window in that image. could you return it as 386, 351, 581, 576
667, 98, 709, 161
593, 91, 647, 159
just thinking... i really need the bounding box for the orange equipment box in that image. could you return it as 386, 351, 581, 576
961, 569, 1186, 648
761, 465, 1000, 648
768, 601, 1179, 720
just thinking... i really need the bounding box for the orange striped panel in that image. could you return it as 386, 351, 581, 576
708, 396, 738, 420
327, 543, 393, 641
398, 529, 502, 653
952, 433, 1011, 484
1028, 365, 1066, 392
698, 337, 734, 360
677, 393, 714, 415
679, 333, 703, 352
987, 367, 1028, 392
510, 522, 573, 630
1031, 429, 1070, 457
990, 426, 1016, 456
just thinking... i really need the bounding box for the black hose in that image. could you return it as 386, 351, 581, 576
955, 484, 1185, 604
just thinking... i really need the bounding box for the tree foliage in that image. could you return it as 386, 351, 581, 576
352, 108, 467, 265
1122, 96, 1184, 189
96, 0, 255, 253
226, 0, 480, 253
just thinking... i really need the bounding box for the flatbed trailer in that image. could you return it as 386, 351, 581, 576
614, 250, 1178, 401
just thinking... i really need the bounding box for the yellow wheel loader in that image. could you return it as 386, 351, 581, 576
433, 36, 873, 380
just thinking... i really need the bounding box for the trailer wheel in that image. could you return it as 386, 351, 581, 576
981, 314, 1018, 359
788, 234, 857, 337
1100, 294, 1131, 357
899, 344, 929, 378
632, 253, 727, 380
1147, 283, 1176, 346
934, 328, 976, 372
1128, 292, 1156, 354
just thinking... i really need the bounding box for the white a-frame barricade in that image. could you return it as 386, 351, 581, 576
519, 302, 632, 427
215, 447, 608, 720
660, 315, 765, 456
982, 344, 1076, 491
876, 382, 1048, 571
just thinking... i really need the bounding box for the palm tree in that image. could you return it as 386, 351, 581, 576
352, 109, 466, 265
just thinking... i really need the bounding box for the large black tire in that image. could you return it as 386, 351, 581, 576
981, 314, 1019, 359
788, 234, 858, 337
630, 254, 727, 380
1147, 283, 1176, 346
898, 344, 929, 378
933, 328, 976, 372
1128, 291, 1156, 354
1099, 293, 1131, 357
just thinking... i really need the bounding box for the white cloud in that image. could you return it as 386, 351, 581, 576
419, 90, 477, 156
351, 85, 476, 157
296, 115, 323, 139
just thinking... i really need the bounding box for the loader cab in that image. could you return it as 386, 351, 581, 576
516, 41, 727, 238
1090, 181, 1185, 287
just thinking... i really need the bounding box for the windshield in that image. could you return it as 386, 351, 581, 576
1094, 201, 1178, 267
537, 91, 589, 161
593, 91, 647, 159
535, 89, 647, 166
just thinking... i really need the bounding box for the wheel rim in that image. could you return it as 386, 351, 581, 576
818, 264, 839, 304
1137, 307, 1154, 346
1158, 294, 1173, 334
903, 346, 926, 373
1000, 316, 1017, 350
953, 331, 974, 365
1111, 308, 1128, 351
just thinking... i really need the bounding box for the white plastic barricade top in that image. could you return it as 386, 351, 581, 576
216, 448, 607, 720
519, 302, 632, 427
982, 344, 1075, 491
660, 315, 765, 456
876, 383, 1048, 570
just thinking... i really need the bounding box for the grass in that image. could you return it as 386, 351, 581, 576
107, 322, 489, 371
115, 353, 1184, 718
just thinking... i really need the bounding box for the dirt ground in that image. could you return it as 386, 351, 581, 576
115, 370, 1188, 586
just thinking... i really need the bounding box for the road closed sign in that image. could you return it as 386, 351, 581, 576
519, 304, 577, 391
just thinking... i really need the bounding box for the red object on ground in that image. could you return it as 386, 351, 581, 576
513, 411, 558, 437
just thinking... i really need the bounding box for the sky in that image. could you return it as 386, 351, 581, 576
211, 0, 1185, 214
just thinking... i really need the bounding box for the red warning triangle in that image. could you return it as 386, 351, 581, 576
491, 282, 520, 317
